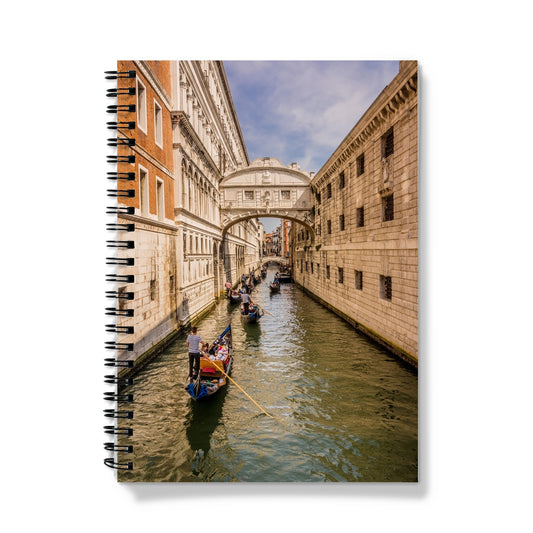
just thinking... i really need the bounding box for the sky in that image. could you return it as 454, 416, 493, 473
224, 60, 399, 232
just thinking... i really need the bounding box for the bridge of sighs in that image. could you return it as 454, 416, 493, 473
219, 157, 315, 234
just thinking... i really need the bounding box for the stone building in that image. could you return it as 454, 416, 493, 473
113, 61, 261, 368
290, 61, 418, 365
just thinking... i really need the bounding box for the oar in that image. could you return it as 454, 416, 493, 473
258, 306, 280, 321
215, 364, 278, 420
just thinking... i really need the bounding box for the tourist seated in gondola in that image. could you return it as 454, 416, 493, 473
201, 343, 210, 356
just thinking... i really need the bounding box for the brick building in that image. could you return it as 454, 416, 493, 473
113, 61, 261, 368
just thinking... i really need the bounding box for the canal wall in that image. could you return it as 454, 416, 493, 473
296, 282, 417, 369
291, 61, 418, 366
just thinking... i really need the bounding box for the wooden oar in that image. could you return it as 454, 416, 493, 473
259, 306, 279, 321
215, 364, 278, 420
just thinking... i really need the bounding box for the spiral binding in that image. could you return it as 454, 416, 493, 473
104, 69, 136, 472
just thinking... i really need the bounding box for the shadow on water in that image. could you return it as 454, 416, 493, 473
185, 389, 227, 457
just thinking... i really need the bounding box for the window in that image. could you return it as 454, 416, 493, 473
339, 214, 345, 231
338, 267, 344, 284
356, 206, 364, 227
244, 190, 254, 201
150, 278, 158, 301
380, 275, 392, 300
137, 78, 147, 133
139, 166, 149, 216
356, 153, 365, 176
327, 183, 332, 199
327, 220, 331, 234
382, 127, 394, 159
382, 194, 394, 222
355, 270, 363, 290
281, 190, 290, 200
316, 263, 320, 277
305, 261, 309, 272
154, 100, 163, 147
339, 171, 345, 189
156, 178, 164, 221
316, 192, 321, 204
326, 265, 330, 279
317, 224, 321, 235
311, 262, 314, 274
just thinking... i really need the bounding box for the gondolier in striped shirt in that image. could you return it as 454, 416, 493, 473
186, 326, 203, 382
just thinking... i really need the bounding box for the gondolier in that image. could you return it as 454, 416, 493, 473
186, 326, 203, 382
241, 291, 251, 314
225, 280, 232, 297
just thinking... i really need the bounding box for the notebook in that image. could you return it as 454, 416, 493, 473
104, 60, 418, 482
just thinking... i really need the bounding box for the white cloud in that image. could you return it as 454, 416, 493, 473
225, 60, 398, 172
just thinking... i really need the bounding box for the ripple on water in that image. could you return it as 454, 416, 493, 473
118, 270, 417, 482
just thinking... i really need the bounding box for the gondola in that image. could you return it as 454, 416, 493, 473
278, 273, 292, 283
270, 280, 280, 293
240, 303, 263, 323
261, 270, 267, 278
185, 324, 233, 400
228, 291, 241, 304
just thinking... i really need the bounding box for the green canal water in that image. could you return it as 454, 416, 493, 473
118, 267, 418, 482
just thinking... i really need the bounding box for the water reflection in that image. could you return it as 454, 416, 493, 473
118, 267, 418, 482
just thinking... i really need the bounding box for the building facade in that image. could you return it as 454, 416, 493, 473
290, 61, 418, 364
114, 61, 261, 367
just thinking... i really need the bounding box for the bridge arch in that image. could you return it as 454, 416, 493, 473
219, 157, 315, 235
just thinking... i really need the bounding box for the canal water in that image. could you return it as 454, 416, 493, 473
118, 267, 418, 482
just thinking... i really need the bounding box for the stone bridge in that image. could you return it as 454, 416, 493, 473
262, 255, 288, 267
220, 157, 315, 234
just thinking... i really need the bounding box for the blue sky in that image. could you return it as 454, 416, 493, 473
224, 60, 399, 232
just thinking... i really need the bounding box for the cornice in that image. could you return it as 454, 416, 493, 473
172, 110, 222, 182
117, 213, 178, 234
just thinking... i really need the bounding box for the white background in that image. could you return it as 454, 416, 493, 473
1, 1, 532, 532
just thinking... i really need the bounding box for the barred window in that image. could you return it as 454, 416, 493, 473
326, 265, 330, 279
281, 190, 291, 200
244, 190, 254, 201
339, 214, 345, 231
356, 206, 364, 227
382, 194, 394, 222
150, 278, 158, 301
339, 171, 345, 189
311, 262, 314, 274
327, 183, 332, 199
355, 270, 363, 290
356, 153, 365, 176
382, 127, 394, 159
338, 267, 344, 284
380, 275, 392, 300
327, 220, 332, 234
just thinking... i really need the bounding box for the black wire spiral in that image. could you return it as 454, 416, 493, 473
104, 68, 136, 471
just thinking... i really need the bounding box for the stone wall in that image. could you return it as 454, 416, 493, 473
291, 61, 418, 365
